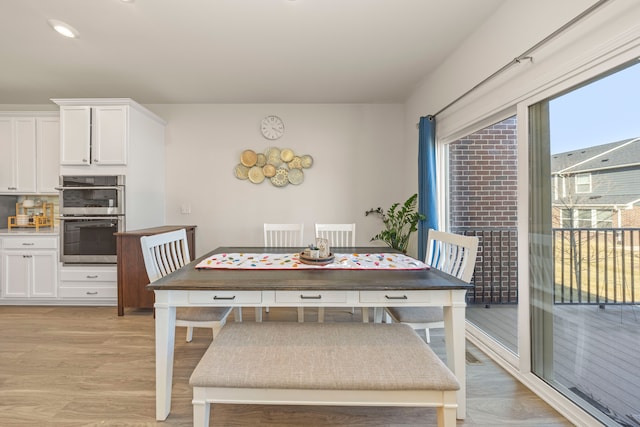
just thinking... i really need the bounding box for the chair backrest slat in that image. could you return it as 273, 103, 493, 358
140, 229, 191, 283
314, 223, 356, 247
425, 229, 478, 283
263, 223, 304, 247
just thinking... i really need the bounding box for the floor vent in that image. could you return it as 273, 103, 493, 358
465, 350, 482, 365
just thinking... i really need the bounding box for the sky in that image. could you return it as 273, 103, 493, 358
549, 60, 640, 154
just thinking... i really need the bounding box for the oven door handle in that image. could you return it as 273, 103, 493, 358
59, 216, 123, 220
56, 186, 123, 191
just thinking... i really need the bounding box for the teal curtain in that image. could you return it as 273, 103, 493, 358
418, 115, 438, 260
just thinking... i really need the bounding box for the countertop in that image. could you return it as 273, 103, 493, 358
0, 227, 59, 236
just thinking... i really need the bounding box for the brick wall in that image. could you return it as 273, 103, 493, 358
448, 117, 518, 228
448, 117, 519, 304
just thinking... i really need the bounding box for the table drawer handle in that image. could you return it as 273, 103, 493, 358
86, 291, 99, 295
385, 295, 408, 300
86, 275, 99, 279
300, 294, 322, 300
213, 295, 236, 300
22, 242, 35, 246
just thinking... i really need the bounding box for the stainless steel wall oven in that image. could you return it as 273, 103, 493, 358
58, 175, 125, 264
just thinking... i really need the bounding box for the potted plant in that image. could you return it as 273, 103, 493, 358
367, 193, 426, 254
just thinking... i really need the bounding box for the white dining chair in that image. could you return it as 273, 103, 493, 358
263, 223, 304, 320
314, 223, 359, 322
140, 228, 232, 342
264, 223, 304, 248
315, 223, 356, 248
384, 229, 479, 343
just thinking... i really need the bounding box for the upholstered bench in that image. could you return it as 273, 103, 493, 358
189, 322, 460, 426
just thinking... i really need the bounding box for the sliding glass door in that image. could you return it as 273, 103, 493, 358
529, 61, 640, 425
447, 116, 520, 355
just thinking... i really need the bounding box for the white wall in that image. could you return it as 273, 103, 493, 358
403, 0, 602, 193
148, 103, 407, 257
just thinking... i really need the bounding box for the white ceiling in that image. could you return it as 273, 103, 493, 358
0, 0, 504, 105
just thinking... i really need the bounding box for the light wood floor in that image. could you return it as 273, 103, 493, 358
0, 305, 572, 426
468, 303, 640, 424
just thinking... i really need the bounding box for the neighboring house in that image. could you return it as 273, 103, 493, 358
551, 137, 640, 229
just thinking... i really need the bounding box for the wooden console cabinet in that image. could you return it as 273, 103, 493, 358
115, 225, 196, 316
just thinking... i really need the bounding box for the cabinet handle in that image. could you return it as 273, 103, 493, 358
22, 242, 35, 246
86, 275, 99, 279
8, 187, 17, 190
384, 295, 408, 300
86, 291, 99, 295
213, 295, 236, 300
22, 255, 33, 258
94, 159, 99, 163
300, 294, 322, 300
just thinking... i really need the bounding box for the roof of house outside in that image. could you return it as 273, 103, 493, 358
551, 137, 640, 209
551, 137, 640, 174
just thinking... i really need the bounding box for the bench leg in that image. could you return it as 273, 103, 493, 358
438, 391, 458, 427
193, 388, 210, 427
438, 404, 457, 427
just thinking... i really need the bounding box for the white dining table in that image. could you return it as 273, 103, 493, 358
148, 246, 473, 421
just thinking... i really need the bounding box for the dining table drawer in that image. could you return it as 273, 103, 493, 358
188, 291, 262, 305
275, 290, 348, 304
359, 290, 443, 304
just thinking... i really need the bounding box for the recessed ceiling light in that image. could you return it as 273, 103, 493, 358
47, 19, 79, 38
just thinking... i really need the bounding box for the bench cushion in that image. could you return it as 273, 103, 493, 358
189, 322, 459, 392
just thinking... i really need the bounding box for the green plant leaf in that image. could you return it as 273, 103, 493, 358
369, 193, 426, 253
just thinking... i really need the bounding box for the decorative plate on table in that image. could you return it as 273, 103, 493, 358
298, 253, 335, 266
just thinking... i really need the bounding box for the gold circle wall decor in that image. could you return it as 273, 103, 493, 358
234, 147, 313, 187
240, 149, 257, 167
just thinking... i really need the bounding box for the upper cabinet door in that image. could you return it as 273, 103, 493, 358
92, 106, 128, 165
0, 117, 36, 193
15, 117, 37, 193
0, 118, 15, 191
36, 117, 60, 194
60, 106, 91, 165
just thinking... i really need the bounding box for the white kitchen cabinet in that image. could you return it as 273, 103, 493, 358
36, 117, 61, 194
53, 98, 167, 231
0, 117, 37, 193
59, 104, 128, 166
58, 265, 117, 303
1, 236, 58, 299
0, 114, 60, 195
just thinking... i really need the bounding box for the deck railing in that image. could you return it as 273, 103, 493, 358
452, 227, 640, 305
553, 227, 640, 305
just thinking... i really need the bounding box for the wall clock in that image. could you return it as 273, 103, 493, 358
261, 115, 284, 140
